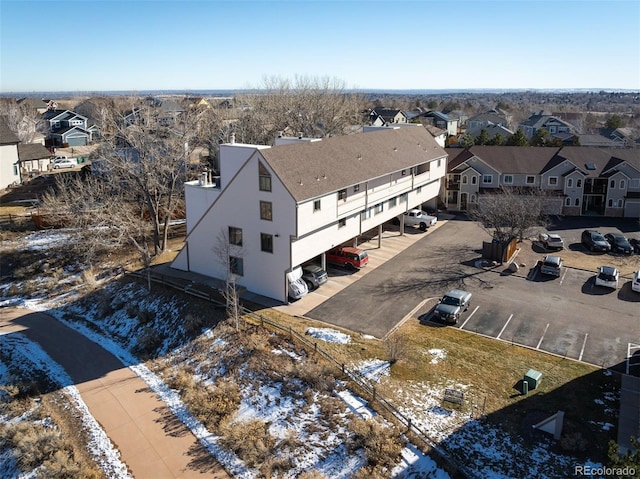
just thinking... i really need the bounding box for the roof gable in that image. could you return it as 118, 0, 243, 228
0, 118, 20, 145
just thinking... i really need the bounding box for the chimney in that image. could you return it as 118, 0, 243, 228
230, 132, 236, 144
298, 132, 303, 139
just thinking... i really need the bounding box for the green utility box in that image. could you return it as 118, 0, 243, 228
524, 369, 542, 390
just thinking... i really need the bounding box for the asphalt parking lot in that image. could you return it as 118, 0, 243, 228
305, 216, 640, 371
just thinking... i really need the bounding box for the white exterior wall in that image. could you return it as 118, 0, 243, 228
218, 143, 270, 190
0, 144, 20, 189
174, 153, 296, 302
184, 181, 221, 234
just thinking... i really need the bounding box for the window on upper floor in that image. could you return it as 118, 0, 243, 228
338, 218, 346, 228
228, 226, 243, 246
353, 184, 360, 193
610, 179, 615, 189
417, 186, 422, 194
565, 197, 571, 206
620, 180, 626, 189
361, 207, 372, 220
483, 175, 493, 184
338, 189, 347, 201
313, 199, 321, 212
548, 177, 558, 186
389, 197, 397, 208
229, 256, 244, 276
260, 233, 273, 253
503, 175, 513, 184
577, 179, 582, 188
437, 159, 442, 168
260, 201, 272, 221
400, 193, 407, 203
462, 176, 468, 184
401, 169, 407, 176
630, 179, 640, 189
567, 178, 573, 188
472, 176, 477, 185
526, 176, 535, 184
259, 162, 272, 192
374, 203, 383, 214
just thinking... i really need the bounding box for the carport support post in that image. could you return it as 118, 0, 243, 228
378, 224, 382, 248
400, 214, 405, 235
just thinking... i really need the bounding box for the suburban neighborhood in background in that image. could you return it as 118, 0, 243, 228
1, 86, 639, 479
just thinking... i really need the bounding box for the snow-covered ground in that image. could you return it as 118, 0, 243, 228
0, 229, 619, 478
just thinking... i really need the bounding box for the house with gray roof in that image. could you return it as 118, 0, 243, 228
172, 125, 447, 302
442, 146, 640, 218
43, 109, 93, 147
518, 111, 577, 140
18, 143, 54, 176
369, 108, 410, 126
421, 111, 459, 136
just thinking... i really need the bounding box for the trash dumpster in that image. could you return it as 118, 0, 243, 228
524, 369, 542, 390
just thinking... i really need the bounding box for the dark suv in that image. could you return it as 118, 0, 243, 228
302, 264, 328, 290
581, 230, 611, 252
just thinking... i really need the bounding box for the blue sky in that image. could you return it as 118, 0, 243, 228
1, 0, 639, 93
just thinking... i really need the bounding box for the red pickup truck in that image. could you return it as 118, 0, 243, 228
326, 246, 369, 270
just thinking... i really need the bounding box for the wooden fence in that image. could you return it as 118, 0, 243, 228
127, 269, 472, 477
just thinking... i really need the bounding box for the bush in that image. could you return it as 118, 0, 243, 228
1, 421, 62, 469
125, 304, 139, 318
384, 332, 410, 365
185, 377, 241, 430
298, 471, 329, 479
95, 293, 114, 319
219, 417, 276, 468
293, 360, 336, 393
136, 326, 162, 356
137, 308, 156, 325
183, 313, 204, 335
348, 418, 405, 473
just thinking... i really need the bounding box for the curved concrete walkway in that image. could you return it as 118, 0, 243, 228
0, 308, 229, 479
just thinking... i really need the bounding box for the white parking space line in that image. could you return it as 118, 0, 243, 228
536, 323, 550, 349
560, 269, 568, 285
578, 333, 589, 362
496, 314, 514, 339
459, 305, 479, 330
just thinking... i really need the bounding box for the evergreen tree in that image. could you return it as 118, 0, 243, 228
490, 133, 505, 146
458, 133, 475, 149
475, 128, 491, 145
605, 114, 624, 129
531, 128, 551, 146
507, 129, 530, 146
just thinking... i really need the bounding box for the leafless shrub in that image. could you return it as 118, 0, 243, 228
165, 369, 196, 392
95, 293, 113, 319
218, 417, 276, 468
384, 331, 410, 365
183, 313, 204, 335
293, 360, 336, 393
125, 304, 139, 318
0, 421, 62, 469
259, 455, 293, 478
348, 417, 405, 475
136, 325, 162, 356
186, 377, 241, 429
318, 395, 348, 431
137, 308, 156, 325
297, 471, 329, 479
81, 268, 98, 291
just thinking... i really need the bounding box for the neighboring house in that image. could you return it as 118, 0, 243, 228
466, 110, 510, 132
518, 110, 576, 140
125, 98, 185, 127
369, 108, 410, 126
17, 143, 53, 175
0, 119, 21, 188
172, 125, 447, 302
464, 123, 514, 143
442, 146, 640, 218
421, 111, 459, 136
17, 98, 57, 114
423, 125, 447, 148
43, 109, 92, 146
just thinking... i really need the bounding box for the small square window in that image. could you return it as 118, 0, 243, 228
401, 169, 407, 176
483, 175, 492, 184
229, 256, 244, 276
228, 226, 243, 246
400, 193, 407, 203
338, 189, 347, 201
313, 199, 321, 212
389, 197, 397, 208
548, 176, 558, 186
260, 233, 273, 253
374, 203, 383, 214
503, 175, 513, 184
338, 218, 346, 228
260, 201, 272, 221
526, 176, 535, 184
417, 186, 422, 194
353, 184, 360, 193
437, 159, 441, 167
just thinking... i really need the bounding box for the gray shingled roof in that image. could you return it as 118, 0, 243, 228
259, 127, 446, 202
467, 146, 560, 174
552, 147, 640, 177
18, 143, 51, 161
0, 118, 20, 145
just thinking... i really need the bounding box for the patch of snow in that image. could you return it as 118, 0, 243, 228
22, 230, 72, 251
306, 327, 351, 344
428, 348, 447, 364
355, 359, 390, 382
589, 421, 614, 431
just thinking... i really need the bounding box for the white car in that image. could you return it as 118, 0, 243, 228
402, 209, 437, 231
538, 232, 564, 250
594, 266, 619, 289
632, 271, 640, 293
53, 159, 76, 169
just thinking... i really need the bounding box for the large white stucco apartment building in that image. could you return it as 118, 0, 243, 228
172, 125, 447, 302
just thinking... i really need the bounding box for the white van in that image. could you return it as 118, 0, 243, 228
286, 266, 308, 301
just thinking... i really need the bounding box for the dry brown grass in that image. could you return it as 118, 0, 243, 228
348, 417, 405, 478
218, 417, 276, 468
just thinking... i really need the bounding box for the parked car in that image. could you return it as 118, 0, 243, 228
402, 209, 437, 231
540, 255, 563, 277
629, 238, 640, 254
538, 232, 564, 250
594, 266, 619, 289
632, 271, 640, 293
302, 264, 328, 290
53, 158, 76, 169
287, 266, 308, 300
433, 289, 472, 324
604, 233, 633, 255
326, 246, 369, 270
581, 230, 611, 252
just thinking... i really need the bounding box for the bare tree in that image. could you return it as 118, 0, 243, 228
468, 186, 550, 242
0, 99, 46, 143
213, 229, 246, 332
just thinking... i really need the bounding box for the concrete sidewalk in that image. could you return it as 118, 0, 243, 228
0, 308, 229, 479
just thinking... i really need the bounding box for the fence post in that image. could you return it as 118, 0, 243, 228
342, 364, 345, 374
372, 386, 376, 402
407, 418, 412, 434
